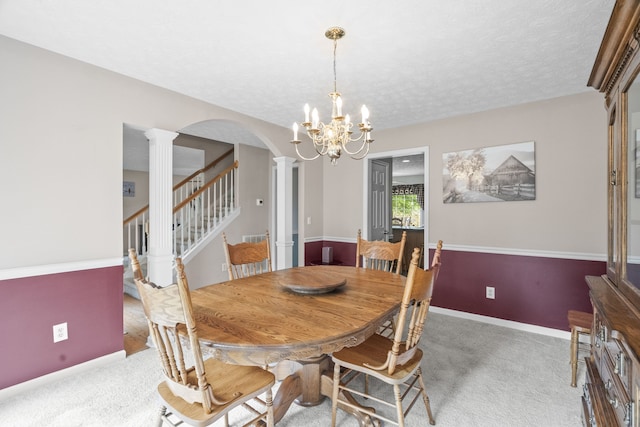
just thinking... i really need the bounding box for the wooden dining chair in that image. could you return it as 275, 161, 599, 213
356, 229, 406, 338
356, 229, 407, 274
222, 230, 272, 280
130, 254, 144, 282
568, 310, 592, 387
128, 249, 275, 427
431, 239, 443, 269
331, 246, 442, 427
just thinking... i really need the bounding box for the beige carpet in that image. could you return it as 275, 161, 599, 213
0, 312, 584, 426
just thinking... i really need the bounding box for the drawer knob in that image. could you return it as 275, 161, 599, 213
624, 402, 634, 427
582, 384, 589, 402
609, 396, 619, 408
614, 352, 625, 376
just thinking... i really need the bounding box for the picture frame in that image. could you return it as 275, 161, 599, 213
123, 181, 135, 197
442, 141, 536, 204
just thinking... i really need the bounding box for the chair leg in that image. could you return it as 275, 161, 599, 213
365, 374, 369, 395
156, 406, 166, 427
265, 388, 274, 427
331, 362, 341, 427
417, 368, 436, 425
570, 327, 579, 387
393, 384, 405, 427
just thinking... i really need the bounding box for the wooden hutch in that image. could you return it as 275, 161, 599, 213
586, 2, 640, 426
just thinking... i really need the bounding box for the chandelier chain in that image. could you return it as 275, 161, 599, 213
333, 38, 338, 94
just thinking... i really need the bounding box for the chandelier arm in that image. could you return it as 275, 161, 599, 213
311, 137, 330, 156
316, 144, 329, 155
309, 124, 332, 155
349, 142, 371, 160
341, 136, 370, 156
293, 142, 322, 161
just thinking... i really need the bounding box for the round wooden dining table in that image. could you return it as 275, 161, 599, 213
190, 265, 405, 424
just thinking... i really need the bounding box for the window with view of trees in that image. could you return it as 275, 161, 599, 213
392, 184, 424, 227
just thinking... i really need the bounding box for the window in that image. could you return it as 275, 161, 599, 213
392, 184, 424, 227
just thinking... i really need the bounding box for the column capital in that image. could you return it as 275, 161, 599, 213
144, 128, 179, 142
273, 156, 297, 166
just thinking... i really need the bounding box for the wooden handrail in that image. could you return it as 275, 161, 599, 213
173, 161, 238, 213
173, 147, 234, 190
123, 205, 150, 225
123, 147, 234, 225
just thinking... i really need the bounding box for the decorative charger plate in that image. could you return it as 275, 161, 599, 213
280, 277, 347, 294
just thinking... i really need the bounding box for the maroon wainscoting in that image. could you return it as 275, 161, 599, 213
305, 241, 604, 331
0, 266, 124, 389
434, 250, 603, 330
305, 240, 357, 266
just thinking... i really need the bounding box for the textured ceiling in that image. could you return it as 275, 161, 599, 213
0, 0, 615, 135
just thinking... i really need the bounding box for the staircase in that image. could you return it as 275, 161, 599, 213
171, 159, 238, 259
123, 149, 238, 294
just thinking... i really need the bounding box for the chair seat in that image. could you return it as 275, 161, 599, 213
568, 310, 592, 333
158, 357, 275, 427
332, 334, 423, 384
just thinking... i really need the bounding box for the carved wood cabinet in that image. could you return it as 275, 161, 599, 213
585, 2, 640, 426
584, 276, 640, 426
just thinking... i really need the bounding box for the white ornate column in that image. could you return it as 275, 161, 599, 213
145, 128, 178, 286
274, 157, 295, 270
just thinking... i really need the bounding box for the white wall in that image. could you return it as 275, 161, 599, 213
321, 91, 607, 257
0, 35, 301, 271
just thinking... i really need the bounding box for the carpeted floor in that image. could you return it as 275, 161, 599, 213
0, 312, 585, 426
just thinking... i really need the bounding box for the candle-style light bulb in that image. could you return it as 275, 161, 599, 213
312, 108, 319, 129
304, 104, 310, 123
361, 105, 369, 124
345, 114, 351, 126
292, 122, 298, 141
336, 96, 343, 117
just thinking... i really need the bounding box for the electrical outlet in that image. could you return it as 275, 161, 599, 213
486, 286, 495, 299
222, 263, 227, 272
53, 322, 68, 343
307, 217, 312, 225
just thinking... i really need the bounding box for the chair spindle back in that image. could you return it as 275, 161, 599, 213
388, 243, 442, 375
129, 252, 224, 413
355, 229, 407, 274
223, 231, 272, 280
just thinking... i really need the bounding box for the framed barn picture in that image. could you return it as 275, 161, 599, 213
442, 141, 536, 204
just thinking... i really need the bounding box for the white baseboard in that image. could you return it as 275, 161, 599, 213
0, 350, 126, 401
0, 257, 123, 280
430, 306, 572, 341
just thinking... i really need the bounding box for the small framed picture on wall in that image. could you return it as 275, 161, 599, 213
123, 181, 135, 197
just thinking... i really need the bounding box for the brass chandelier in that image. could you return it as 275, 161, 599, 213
291, 27, 373, 165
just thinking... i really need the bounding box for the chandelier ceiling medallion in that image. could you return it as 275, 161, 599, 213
291, 26, 373, 165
